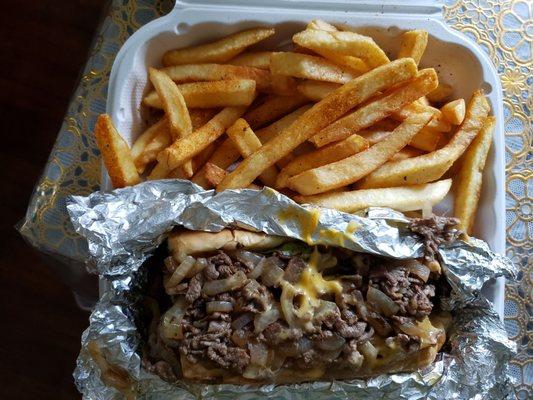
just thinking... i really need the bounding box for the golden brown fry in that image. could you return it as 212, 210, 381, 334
441, 98, 466, 125
143, 79, 257, 109
226, 118, 278, 187
288, 112, 433, 195
131, 118, 169, 173
293, 29, 389, 68
310, 68, 438, 147
216, 58, 418, 190
296, 80, 341, 101
94, 114, 140, 188
163, 28, 275, 66
390, 146, 425, 161
307, 20, 338, 32
227, 51, 276, 69
277, 134, 369, 188
204, 162, 228, 186
454, 116, 495, 234
357, 90, 490, 188
270, 52, 356, 84
149, 106, 246, 179
295, 179, 452, 213
242, 94, 309, 129
192, 141, 218, 172
427, 82, 453, 103
409, 127, 443, 152
149, 68, 192, 141
397, 30, 428, 65
392, 101, 451, 133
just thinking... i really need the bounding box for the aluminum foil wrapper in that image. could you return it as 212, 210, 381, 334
67, 180, 518, 399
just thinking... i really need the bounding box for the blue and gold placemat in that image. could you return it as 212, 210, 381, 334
18, 0, 532, 396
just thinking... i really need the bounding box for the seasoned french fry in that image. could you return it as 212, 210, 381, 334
226, 118, 279, 187
293, 29, 390, 68
192, 141, 218, 172
398, 30, 428, 65
204, 162, 228, 186
295, 179, 452, 213
216, 58, 418, 190
227, 51, 276, 69
390, 146, 425, 161
441, 98, 466, 125
392, 101, 451, 132
297, 80, 341, 101
357, 119, 400, 144
409, 127, 443, 152
163, 28, 275, 66
427, 82, 453, 103
310, 68, 438, 147
270, 52, 356, 84
94, 114, 140, 188
277, 134, 369, 188
454, 116, 495, 234
288, 112, 433, 195
307, 20, 338, 32
149, 106, 246, 179
242, 94, 309, 129
357, 90, 490, 188
131, 118, 169, 173
149, 68, 192, 141
143, 79, 257, 109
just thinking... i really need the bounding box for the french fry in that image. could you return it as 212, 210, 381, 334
441, 98, 466, 125
163, 28, 275, 66
242, 94, 309, 129
192, 141, 218, 172
454, 116, 495, 234
358, 118, 441, 152
307, 20, 338, 32
288, 112, 433, 195
277, 134, 369, 188
390, 146, 425, 161
310, 68, 438, 147
293, 29, 390, 68
227, 51, 276, 69
427, 82, 453, 103
226, 118, 279, 187
149, 68, 192, 141
94, 114, 140, 188
392, 101, 451, 132
204, 162, 228, 186
143, 79, 257, 109
397, 30, 428, 65
297, 80, 341, 101
192, 106, 312, 188
131, 118, 169, 173
357, 90, 490, 188
270, 52, 356, 84
295, 179, 452, 213
149, 106, 246, 179
216, 58, 418, 191
134, 109, 216, 175
408, 127, 443, 152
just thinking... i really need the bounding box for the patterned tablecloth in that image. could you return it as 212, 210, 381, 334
18, 0, 532, 397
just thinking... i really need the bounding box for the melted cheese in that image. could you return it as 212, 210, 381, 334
346, 220, 359, 234
277, 207, 320, 245
294, 248, 343, 311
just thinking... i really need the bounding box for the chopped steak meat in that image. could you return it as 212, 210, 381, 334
410, 215, 462, 262
283, 257, 306, 283
157, 244, 443, 380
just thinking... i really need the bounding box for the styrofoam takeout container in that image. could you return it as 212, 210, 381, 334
104, 0, 506, 317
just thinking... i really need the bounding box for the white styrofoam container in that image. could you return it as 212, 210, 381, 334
104, 0, 506, 317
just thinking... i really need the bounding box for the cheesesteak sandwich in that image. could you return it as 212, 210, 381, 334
150, 221, 457, 384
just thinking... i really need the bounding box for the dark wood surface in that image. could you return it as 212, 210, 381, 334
0, 1, 108, 399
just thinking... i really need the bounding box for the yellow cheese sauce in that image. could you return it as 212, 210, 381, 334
276, 207, 321, 245
294, 248, 343, 311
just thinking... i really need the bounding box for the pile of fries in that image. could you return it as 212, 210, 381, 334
95, 20, 495, 235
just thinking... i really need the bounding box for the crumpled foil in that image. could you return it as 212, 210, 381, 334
67, 180, 518, 399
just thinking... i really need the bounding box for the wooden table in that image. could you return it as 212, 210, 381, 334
0, 1, 107, 398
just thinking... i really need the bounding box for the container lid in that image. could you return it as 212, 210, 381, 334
173, 0, 443, 16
